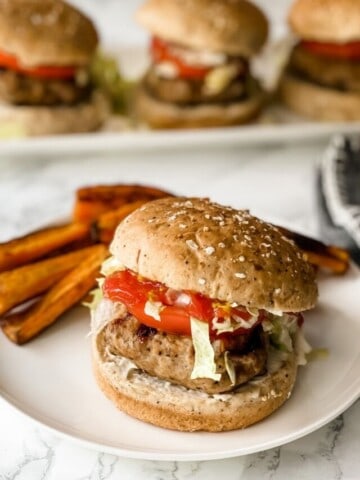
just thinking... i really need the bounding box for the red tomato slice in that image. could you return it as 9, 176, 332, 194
150, 37, 211, 79
301, 40, 360, 60
103, 269, 261, 337
0, 50, 76, 79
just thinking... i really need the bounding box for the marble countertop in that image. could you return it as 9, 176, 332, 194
0, 142, 359, 479
0, 1, 359, 478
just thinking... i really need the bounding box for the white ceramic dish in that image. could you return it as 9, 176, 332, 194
0, 264, 359, 461
2, 121, 360, 158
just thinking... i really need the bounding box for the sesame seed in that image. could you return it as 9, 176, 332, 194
219, 221, 225, 226
244, 235, 251, 241
186, 239, 198, 250
235, 272, 246, 279
233, 235, 239, 241
218, 242, 225, 248
274, 288, 281, 294
179, 224, 187, 229
239, 255, 245, 262
198, 278, 206, 285
203, 226, 209, 232
205, 214, 210, 219
204, 246, 215, 255
184, 200, 193, 208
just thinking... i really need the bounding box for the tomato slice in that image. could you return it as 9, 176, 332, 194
0, 50, 76, 79
150, 37, 211, 79
103, 269, 261, 337
301, 40, 360, 60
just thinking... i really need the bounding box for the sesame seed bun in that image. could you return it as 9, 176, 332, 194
0, 90, 110, 136
136, 0, 268, 57
288, 0, 360, 43
92, 324, 298, 432
0, 0, 98, 67
110, 197, 318, 312
279, 72, 360, 121
134, 82, 265, 128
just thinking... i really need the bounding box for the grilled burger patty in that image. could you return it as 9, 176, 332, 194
144, 67, 247, 105
102, 314, 267, 395
0, 67, 92, 106
288, 44, 360, 93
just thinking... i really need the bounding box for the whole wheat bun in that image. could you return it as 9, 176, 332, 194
0, 90, 109, 136
0, 0, 98, 67
135, 83, 265, 128
92, 325, 297, 432
279, 72, 360, 121
289, 0, 360, 42
110, 197, 318, 312
136, 0, 268, 57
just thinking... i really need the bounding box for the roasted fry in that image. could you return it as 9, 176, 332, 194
0, 246, 102, 316
0, 223, 92, 273
73, 184, 173, 223
1, 244, 107, 345
276, 225, 350, 274
94, 200, 148, 244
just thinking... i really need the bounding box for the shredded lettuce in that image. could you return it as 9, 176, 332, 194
262, 315, 297, 352
90, 51, 134, 114
295, 328, 312, 365
100, 256, 124, 276
190, 317, 221, 381
212, 316, 235, 335
144, 300, 163, 321
0, 121, 26, 139
83, 287, 103, 311
203, 64, 239, 95
306, 348, 329, 362
224, 351, 236, 385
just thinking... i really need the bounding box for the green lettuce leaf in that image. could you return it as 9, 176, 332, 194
190, 317, 221, 382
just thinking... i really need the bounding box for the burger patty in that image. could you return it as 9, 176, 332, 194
144, 67, 247, 105
288, 44, 360, 93
103, 315, 267, 394
0, 68, 92, 106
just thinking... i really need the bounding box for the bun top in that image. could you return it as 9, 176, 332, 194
289, 0, 360, 42
110, 197, 318, 312
136, 0, 268, 57
0, 0, 98, 67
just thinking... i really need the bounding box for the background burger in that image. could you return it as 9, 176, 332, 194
0, 0, 109, 136
90, 197, 318, 432
134, 0, 269, 128
279, 0, 360, 121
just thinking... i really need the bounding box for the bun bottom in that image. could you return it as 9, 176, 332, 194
92, 330, 297, 432
134, 83, 265, 129
279, 73, 360, 121
0, 90, 109, 136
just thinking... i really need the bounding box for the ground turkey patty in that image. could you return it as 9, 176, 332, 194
102, 314, 267, 394
288, 44, 360, 93
144, 66, 247, 105
0, 68, 92, 106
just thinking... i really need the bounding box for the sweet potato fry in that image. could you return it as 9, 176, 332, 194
1, 244, 107, 345
0, 246, 102, 316
0, 223, 92, 272
73, 184, 173, 223
276, 225, 350, 274
94, 200, 147, 244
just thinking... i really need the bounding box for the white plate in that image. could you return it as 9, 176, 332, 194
2, 121, 360, 158
0, 265, 359, 461
1, 45, 360, 157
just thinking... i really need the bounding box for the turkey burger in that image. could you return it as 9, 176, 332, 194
279, 0, 360, 121
90, 197, 318, 432
134, 0, 269, 128
0, 0, 109, 136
